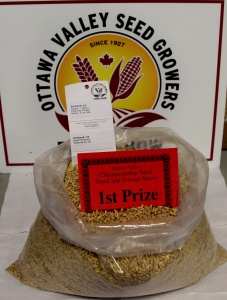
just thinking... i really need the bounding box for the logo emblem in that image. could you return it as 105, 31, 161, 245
91, 83, 107, 99
55, 32, 165, 130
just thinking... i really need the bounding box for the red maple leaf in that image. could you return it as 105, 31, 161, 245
99, 53, 114, 69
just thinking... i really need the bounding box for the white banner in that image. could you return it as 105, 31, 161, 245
0, 1, 226, 172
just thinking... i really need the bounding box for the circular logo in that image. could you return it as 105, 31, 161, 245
91, 83, 107, 99
55, 32, 164, 128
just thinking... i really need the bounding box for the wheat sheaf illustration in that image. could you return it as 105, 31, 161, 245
72, 56, 99, 82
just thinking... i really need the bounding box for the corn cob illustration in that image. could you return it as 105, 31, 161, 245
72, 56, 99, 82
110, 57, 143, 103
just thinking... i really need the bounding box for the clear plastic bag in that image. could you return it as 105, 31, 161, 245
6, 210, 227, 297
33, 127, 209, 257
7, 127, 227, 297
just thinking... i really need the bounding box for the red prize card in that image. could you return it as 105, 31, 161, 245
78, 148, 179, 213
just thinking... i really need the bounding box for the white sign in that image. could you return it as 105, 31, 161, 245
65, 81, 116, 164
0, 1, 226, 172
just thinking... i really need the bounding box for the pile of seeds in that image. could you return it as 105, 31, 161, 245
6, 211, 227, 296
64, 161, 188, 224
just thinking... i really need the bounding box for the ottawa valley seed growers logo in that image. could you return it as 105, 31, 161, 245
36, 30, 180, 131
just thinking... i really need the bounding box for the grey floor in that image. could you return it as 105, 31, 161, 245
0, 151, 227, 213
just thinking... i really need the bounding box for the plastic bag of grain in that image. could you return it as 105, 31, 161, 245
6, 127, 227, 298
25, 127, 209, 256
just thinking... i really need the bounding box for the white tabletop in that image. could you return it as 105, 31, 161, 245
0, 167, 227, 300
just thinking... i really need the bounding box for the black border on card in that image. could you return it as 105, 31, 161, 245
79, 150, 173, 212
0, 0, 224, 166
0, 0, 223, 4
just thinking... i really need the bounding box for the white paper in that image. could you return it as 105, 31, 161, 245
65, 81, 116, 164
